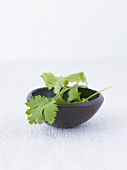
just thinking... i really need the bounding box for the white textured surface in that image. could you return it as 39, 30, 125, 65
0, 57, 127, 170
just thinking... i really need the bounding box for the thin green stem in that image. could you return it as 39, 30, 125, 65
53, 87, 69, 100
86, 86, 112, 101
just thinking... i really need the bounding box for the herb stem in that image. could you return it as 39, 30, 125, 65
86, 86, 112, 101
53, 87, 69, 100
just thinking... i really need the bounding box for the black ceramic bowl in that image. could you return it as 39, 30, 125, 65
26, 87, 104, 128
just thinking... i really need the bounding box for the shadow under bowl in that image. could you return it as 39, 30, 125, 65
26, 87, 104, 128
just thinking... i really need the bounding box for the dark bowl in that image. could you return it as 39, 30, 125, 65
26, 87, 104, 128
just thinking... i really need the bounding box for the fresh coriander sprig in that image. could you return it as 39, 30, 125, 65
25, 72, 111, 125
41, 72, 88, 94
26, 87, 69, 124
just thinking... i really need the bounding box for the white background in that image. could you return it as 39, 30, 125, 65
0, 0, 127, 61
0, 1, 127, 170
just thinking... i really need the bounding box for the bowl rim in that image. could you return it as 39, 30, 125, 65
26, 87, 104, 108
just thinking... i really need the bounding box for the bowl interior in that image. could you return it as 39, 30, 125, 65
30, 87, 99, 102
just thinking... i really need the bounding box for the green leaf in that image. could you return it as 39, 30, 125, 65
53, 76, 65, 94
68, 84, 81, 102
43, 100, 58, 124
26, 95, 58, 125
26, 107, 44, 124
41, 72, 65, 94
26, 95, 48, 108
40, 72, 56, 89
55, 94, 66, 104
65, 72, 87, 84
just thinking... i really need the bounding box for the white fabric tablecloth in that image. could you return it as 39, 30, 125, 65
0, 57, 127, 170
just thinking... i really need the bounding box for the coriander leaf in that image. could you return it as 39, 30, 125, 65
26, 107, 44, 124
43, 100, 58, 124
40, 72, 57, 89
40, 72, 65, 94
55, 94, 66, 104
26, 95, 48, 108
68, 84, 81, 102
25, 95, 58, 125
53, 76, 65, 94
65, 72, 87, 84
53, 87, 68, 104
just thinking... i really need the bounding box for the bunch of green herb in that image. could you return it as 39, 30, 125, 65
25, 72, 111, 125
